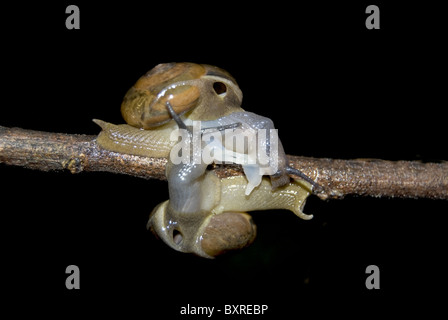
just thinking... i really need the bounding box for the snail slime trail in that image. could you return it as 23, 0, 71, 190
94, 62, 318, 258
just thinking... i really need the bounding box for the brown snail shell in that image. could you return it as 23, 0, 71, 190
201, 212, 257, 257
121, 62, 243, 129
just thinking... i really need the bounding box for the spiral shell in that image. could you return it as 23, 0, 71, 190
121, 62, 243, 129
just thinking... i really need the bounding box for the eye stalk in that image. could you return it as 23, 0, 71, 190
286, 166, 323, 193
165, 101, 187, 131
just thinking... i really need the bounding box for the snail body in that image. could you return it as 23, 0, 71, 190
148, 171, 311, 258
94, 119, 178, 158
95, 110, 289, 195
94, 62, 315, 257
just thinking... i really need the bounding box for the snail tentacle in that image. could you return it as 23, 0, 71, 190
286, 166, 323, 193
165, 101, 188, 131
201, 122, 242, 133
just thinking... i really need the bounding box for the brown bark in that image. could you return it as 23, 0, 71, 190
1, 125, 447, 200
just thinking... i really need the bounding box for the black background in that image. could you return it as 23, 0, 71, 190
1, 1, 447, 318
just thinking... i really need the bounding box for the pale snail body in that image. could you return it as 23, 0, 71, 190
94, 119, 178, 158
95, 110, 289, 195
148, 172, 311, 258
94, 62, 314, 257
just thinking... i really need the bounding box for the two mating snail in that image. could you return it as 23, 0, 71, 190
95, 62, 319, 258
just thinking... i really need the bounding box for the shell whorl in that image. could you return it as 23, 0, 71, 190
120, 62, 243, 129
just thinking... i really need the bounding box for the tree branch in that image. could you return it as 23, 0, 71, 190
1, 125, 447, 200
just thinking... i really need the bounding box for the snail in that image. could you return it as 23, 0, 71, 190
94, 62, 319, 257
